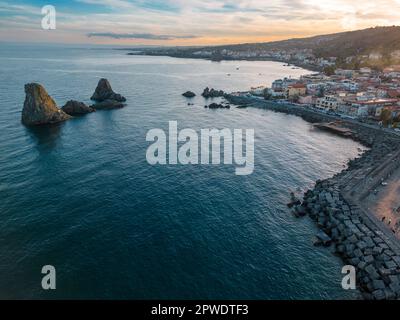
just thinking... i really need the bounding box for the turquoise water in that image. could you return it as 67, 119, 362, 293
0, 44, 362, 299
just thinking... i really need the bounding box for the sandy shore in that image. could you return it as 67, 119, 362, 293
364, 167, 400, 237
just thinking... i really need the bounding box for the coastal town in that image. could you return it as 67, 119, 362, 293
245, 65, 400, 130
190, 47, 337, 68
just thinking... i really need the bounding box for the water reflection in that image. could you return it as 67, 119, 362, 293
25, 123, 63, 151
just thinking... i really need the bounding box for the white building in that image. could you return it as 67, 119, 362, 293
316, 95, 342, 111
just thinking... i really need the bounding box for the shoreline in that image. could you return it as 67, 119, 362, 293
363, 169, 400, 236
226, 94, 400, 300
125, 52, 322, 72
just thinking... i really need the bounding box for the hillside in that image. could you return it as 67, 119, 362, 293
131, 26, 400, 70
212, 26, 400, 59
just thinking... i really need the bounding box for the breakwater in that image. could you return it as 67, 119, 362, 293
226, 94, 400, 300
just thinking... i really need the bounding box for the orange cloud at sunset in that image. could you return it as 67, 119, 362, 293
1, 0, 400, 46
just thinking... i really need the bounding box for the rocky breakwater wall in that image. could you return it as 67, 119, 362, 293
225, 94, 340, 124
226, 94, 400, 299
90, 78, 126, 110
294, 125, 400, 300
299, 178, 400, 300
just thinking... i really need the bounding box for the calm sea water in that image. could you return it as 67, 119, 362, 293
0, 44, 363, 299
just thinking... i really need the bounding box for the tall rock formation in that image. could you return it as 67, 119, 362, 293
22, 83, 71, 126
90, 79, 126, 103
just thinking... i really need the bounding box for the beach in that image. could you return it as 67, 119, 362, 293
364, 167, 400, 237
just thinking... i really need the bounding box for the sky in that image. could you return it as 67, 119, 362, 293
1, 0, 400, 46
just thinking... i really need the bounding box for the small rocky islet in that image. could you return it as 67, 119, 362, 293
182, 87, 231, 109
61, 100, 95, 116
202, 87, 225, 98
181, 87, 226, 100
21, 78, 126, 126
90, 78, 127, 109
205, 103, 231, 109
182, 91, 196, 98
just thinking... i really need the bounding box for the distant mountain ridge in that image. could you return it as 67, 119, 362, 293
131, 26, 400, 70
215, 26, 400, 59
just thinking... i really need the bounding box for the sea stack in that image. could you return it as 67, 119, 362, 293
90, 78, 126, 110
21, 83, 71, 126
62, 100, 95, 116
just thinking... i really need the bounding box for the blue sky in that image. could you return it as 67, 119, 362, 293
1, 0, 400, 45
11, 0, 180, 13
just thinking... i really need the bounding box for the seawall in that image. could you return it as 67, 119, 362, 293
226, 94, 400, 300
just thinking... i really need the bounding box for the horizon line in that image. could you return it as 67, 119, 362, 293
1, 25, 399, 49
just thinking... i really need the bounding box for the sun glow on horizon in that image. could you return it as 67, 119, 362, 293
1, 0, 400, 46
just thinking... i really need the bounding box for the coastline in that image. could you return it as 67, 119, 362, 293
3, 46, 352, 299
125, 51, 322, 72
226, 94, 400, 300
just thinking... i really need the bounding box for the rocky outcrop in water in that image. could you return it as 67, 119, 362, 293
182, 91, 196, 98
202, 87, 225, 98
62, 100, 95, 116
90, 78, 126, 110
21, 83, 72, 126
91, 78, 126, 103
205, 103, 230, 109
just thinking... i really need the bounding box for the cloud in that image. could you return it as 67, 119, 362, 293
87, 32, 199, 40
2, 0, 400, 45
0, 1, 42, 15
75, 0, 135, 9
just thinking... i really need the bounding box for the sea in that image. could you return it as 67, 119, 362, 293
0, 43, 363, 299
